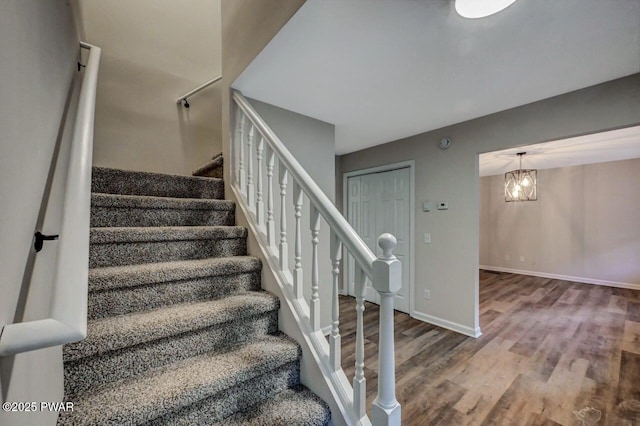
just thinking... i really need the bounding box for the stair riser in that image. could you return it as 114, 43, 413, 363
63, 311, 279, 399
92, 167, 224, 199
90, 206, 234, 227
148, 362, 300, 426
89, 238, 247, 268
88, 272, 261, 319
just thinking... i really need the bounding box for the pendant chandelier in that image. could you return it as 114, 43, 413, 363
505, 152, 537, 202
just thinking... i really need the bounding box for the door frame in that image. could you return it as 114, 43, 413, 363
342, 160, 415, 316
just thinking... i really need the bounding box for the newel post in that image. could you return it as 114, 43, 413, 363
371, 233, 402, 426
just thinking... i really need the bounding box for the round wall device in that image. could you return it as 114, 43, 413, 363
438, 137, 452, 150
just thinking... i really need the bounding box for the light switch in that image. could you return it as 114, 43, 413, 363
437, 202, 449, 210
424, 232, 431, 244
423, 201, 434, 212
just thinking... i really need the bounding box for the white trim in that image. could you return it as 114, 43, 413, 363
411, 311, 482, 338
342, 161, 416, 318
480, 265, 640, 291
321, 324, 332, 336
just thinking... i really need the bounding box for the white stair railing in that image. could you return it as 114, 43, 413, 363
0, 42, 101, 356
231, 90, 401, 425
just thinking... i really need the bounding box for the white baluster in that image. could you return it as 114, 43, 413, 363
293, 182, 304, 299
246, 125, 255, 209
371, 234, 402, 426
232, 107, 241, 186
310, 205, 321, 332
238, 113, 246, 193
353, 266, 367, 419
279, 164, 288, 271
256, 136, 265, 227
266, 146, 275, 248
330, 231, 342, 372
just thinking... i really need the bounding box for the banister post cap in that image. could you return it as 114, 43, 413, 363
373, 233, 401, 294
378, 233, 397, 259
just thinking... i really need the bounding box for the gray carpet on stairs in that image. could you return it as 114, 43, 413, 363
59, 166, 331, 425
192, 153, 224, 179
91, 193, 235, 227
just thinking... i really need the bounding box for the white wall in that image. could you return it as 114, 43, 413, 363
74, 0, 222, 175
338, 74, 640, 337
0, 1, 79, 425
480, 158, 640, 286
247, 98, 335, 330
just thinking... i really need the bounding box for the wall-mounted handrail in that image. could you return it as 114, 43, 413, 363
0, 41, 101, 356
231, 90, 401, 425
176, 75, 222, 108
233, 91, 376, 277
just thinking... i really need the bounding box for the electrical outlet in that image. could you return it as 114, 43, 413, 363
424, 289, 431, 300
505, 254, 510, 261
520, 256, 525, 262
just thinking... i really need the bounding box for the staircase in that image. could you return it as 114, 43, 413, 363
58, 166, 331, 425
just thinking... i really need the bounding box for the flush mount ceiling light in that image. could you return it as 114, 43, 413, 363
505, 152, 537, 202
455, 0, 519, 19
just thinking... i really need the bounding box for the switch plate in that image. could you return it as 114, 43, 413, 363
424, 232, 431, 244
437, 202, 449, 210
424, 290, 431, 300
423, 201, 434, 212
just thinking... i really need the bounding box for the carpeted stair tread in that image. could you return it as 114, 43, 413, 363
90, 225, 246, 243
88, 256, 261, 292
63, 311, 278, 399
89, 226, 248, 267
92, 193, 234, 210
64, 291, 279, 362
92, 166, 224, 199
87, 257, 263, 318
193, 154, 223, 178
218, 385, 331, 425
91, 193, 235, 227
59, 334, 300, 426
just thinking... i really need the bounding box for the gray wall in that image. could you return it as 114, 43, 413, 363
249, 98, 335, 200
0, 1, 79, 425
480, 158, 640, 286
338, 73, 640, 336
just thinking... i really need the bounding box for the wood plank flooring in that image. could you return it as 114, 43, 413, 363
338, 271, 640, 425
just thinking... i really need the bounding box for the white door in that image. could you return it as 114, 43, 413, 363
346, 167, 411, 313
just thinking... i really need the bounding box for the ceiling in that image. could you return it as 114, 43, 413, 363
233, 0, 640, 155
479, 125, 640, 176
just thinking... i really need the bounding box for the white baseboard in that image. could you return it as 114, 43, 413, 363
411, 310, 482, 338
480, 265, 640, 291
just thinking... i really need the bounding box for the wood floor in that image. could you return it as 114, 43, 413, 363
338, 271, 640, 425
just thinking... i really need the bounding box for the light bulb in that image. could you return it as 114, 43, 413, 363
521, 177, 530, 187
